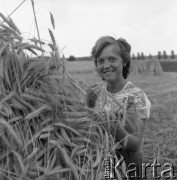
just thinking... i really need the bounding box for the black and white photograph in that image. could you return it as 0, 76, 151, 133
0, 0, 177, 179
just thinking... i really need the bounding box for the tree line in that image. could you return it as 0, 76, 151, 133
67, 50, 176, 61
132, 50, 176, 60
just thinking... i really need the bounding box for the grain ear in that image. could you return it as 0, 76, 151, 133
48, 28, 56, 46
50, 12, 55, 29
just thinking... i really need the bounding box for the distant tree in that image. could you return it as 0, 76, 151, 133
132, 53, 136, 60
68, 55, 76, 61
171, 50, 175, 59
157, 51, 162, 60
163, 50, 167, 59
149, 54, 152, 59
137, 53, 141, 60
141, 52, 145, 60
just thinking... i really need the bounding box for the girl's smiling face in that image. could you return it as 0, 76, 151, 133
96, 44, 124, 84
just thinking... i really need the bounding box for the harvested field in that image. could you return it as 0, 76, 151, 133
66, 59, 177, 179
160, 61, 177, 72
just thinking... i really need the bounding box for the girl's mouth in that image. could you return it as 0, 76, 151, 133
103, 70, 114, 75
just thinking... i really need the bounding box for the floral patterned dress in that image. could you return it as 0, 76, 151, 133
94, 81, 151, 179
95, 81, 151, 120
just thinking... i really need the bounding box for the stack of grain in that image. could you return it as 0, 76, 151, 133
130, 59, 163, 76
0, 13, 122, 180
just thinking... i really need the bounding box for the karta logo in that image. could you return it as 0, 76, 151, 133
104, 156, 126, 179
104, 157, 177, 179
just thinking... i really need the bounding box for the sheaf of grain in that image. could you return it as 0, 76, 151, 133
0, 12, 119, 180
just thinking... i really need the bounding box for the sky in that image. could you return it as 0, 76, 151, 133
0, 0, 177, 58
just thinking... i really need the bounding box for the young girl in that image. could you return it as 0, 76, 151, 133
86, 36, 151, 179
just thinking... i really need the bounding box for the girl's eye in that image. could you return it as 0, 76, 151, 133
97, 58, 104, 64
109, 57, 116, 62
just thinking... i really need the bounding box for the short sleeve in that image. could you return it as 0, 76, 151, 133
134, 91, 151, 119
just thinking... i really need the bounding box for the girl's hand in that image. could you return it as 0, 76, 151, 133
126, 96, 136, 116
125, 95, 138, 134
85, 84, 101, 108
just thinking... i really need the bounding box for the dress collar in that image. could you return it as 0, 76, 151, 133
104, 81, 131, 95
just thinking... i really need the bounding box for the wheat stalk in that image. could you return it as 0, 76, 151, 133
31, 0, 44, 57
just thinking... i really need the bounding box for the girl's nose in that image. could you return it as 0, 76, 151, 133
103, 60, 110, 68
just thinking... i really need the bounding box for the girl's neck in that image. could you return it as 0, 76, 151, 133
107, 79, 127, 94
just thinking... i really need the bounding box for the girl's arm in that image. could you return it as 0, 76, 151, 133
110, 95, 149, 151
114, 117, 147, 151
101, 92, 150, 152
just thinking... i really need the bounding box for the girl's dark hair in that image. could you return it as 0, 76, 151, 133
91, 36, 131, 79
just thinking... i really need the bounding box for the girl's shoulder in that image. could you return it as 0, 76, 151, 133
122, 81, 151, 119
119, 81, 147, 99
122, 81, 150, 103
119, 81, 141, 95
